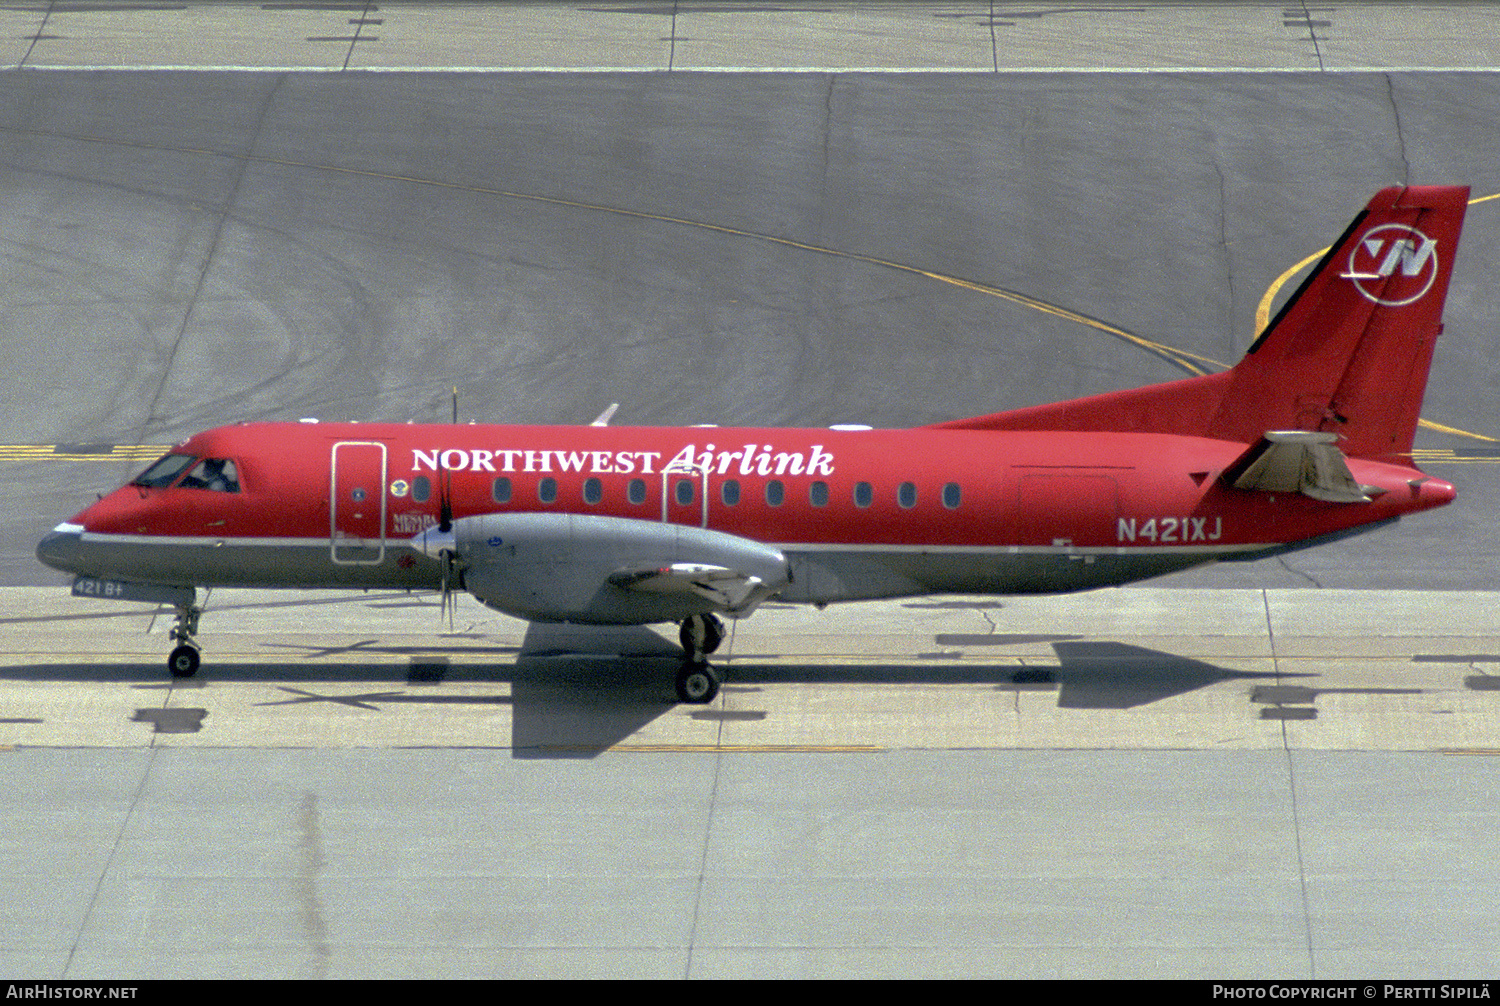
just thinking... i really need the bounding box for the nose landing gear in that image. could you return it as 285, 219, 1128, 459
675, 613, 726, 704
167, 601, 203, 678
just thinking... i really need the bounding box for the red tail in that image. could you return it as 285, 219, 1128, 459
933, 186, 1469, 461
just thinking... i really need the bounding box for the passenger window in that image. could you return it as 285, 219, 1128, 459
178, 458, 240, 492
809, 481, 829, 507
628, 478, 647, 505
854, 482, 873, 508
766, 480, 784, 506
675, 479, 694, 505
721, 479, 741, 506
413, 476, 431, 503
538, 477, 557, 504
131, 453, 196, 489
898, 482, 917, 509
583, 477, 602, 504
492, 477, 512, 504
943, 482, 961, 509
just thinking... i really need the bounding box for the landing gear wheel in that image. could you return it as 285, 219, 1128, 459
674, 661, 720, 704
166, 597, 204, 679
168, 645, 201, 679
679, 613, 726, 659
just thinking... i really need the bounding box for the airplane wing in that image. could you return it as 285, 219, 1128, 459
1222, 431, 1378, 503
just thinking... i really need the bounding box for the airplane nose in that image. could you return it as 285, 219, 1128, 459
36, 523, 85, 574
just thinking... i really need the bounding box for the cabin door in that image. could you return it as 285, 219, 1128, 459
1013, 472, 1121, 549
330, 441, 388, 565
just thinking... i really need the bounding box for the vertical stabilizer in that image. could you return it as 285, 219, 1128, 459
929, 186, 1468, 459
1205, 185, 1468, 459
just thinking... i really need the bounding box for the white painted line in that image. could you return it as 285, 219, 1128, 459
9, 65, 1500, 74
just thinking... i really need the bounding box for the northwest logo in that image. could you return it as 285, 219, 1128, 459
1342, 223, 1439, 306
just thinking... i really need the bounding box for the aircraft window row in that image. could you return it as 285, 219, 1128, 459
131, 454, 240, 492
481, 476, 962, 509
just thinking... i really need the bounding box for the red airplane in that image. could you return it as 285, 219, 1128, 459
38, 186, 1467, 702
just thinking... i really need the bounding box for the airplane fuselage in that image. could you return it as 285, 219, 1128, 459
38, 419, 1456, 612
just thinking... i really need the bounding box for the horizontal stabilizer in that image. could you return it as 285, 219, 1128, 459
609, 562, 775, 614
1223, 431, 1376, 503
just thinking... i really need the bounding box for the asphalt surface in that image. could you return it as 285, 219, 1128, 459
4, 69, 1500, 588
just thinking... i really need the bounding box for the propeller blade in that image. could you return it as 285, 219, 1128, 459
438, 461, 453, 533
438, 547, 455, 632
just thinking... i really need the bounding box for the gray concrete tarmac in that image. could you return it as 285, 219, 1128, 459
4, 1, 1500, 981
4, 586, 1500, 978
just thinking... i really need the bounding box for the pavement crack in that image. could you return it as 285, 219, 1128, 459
134, 76, 286, 442
16, 1, 50, 68
1263, 587, 1316, 975
1291, 1, 1327, 72
683, 711, 724, 979
1277, 556, 1323, 588
338, 1, 380, 72
667, 1, 679, 71
1214, 158, 1234, 339
63, 748, 158, 979
988, 0, 1000, 72
817, 73, 835, 245
1385, 74, 1412, 186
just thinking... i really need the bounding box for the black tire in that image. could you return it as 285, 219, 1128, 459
674, 661, 720, 704
679, 613, 726, 658
168, 645, 200, 679
699, 614, 725, 655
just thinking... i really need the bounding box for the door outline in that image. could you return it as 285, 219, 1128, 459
1012, 471, 1121, 553
330, 441, 388, 565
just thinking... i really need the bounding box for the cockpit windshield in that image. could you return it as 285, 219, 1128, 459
129, 454, 241, 492
179, 458, 241, 493
131, 453, 197, 488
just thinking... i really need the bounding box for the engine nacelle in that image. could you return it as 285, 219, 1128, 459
436, 512, 790, 624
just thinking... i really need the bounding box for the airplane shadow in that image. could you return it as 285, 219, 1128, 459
0, 631, 1294, 758
508, 623, 685, 758
720, 641, 1286, 710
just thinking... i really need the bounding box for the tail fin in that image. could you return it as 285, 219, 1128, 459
1206, 185, 1468, 459
931, 186, 1469, 462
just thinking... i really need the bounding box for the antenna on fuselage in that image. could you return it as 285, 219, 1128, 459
451, 386, 458, 425
590, 403, 619, 427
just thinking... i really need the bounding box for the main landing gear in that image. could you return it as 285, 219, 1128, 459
167, 601, 203, 678
675, 613, 726, 704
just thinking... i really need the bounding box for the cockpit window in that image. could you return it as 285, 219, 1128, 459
178, 458, 241, 493
131, 453, 197, 488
